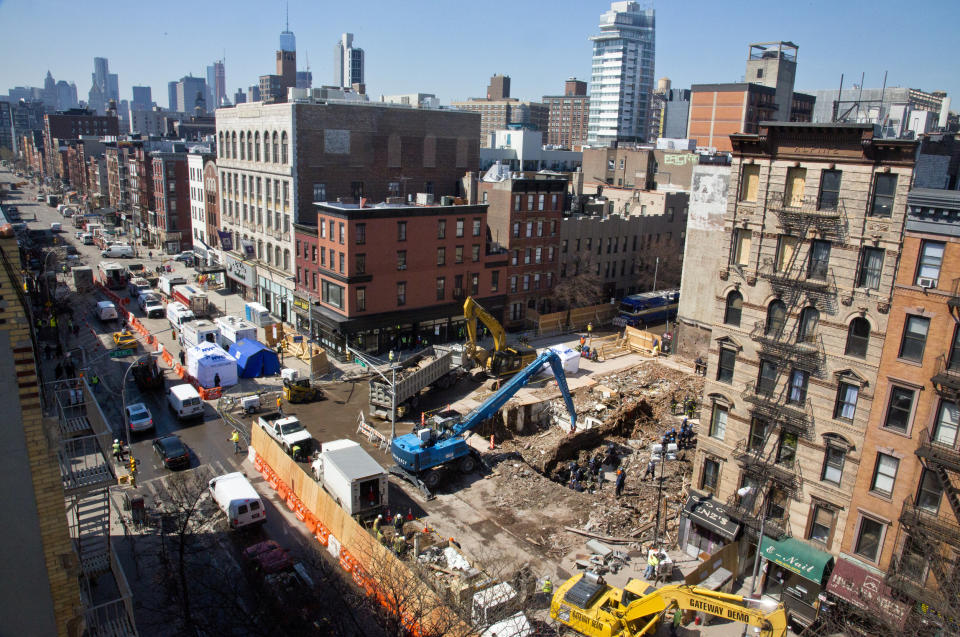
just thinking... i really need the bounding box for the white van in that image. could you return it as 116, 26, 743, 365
102, 244, 134, 258
166, 301, 196, 330
81, 233, 94, 245
158, 274, 187, 297
209, 472, 266, 529
167, 383, 204, 420
95, 301, 118, 321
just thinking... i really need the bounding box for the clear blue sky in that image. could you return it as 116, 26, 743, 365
1, 0, 957, 109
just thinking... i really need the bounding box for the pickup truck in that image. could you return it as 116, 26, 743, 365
257, 412, 312, 455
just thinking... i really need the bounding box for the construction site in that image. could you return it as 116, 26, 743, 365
225, 323, 709, 635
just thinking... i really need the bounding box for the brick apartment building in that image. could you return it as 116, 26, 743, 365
687, 122, 916, 627
543, 78, 590, 149
215, 100, 479, 324
293, 201, 506, 358
478, 174, 566, 329
831, 187, 960, 631
42, 108, 118, 179
203, 159, 220, 250
128, 144, 154, 243
688, 83, 777, 152
453, 75, 548, 148
151, 151, 191, 252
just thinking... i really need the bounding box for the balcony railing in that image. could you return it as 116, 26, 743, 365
916, 427, 960, 474
766, 192, 844, 219
948, 277, 960, 319
724, 491, 790, 539
750, 321, 823, 371
931, 354, 960, 399
758, 258, 838, 306
899, 495, 960, 547
742, 382, 814, 437
733, 439, 803, 495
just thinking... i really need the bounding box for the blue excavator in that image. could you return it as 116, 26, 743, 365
390, 349, 577, 498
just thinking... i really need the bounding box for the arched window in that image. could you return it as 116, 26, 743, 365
272, 132, 279, 164
798, 307, 819, 343
218, 132, 224, 157
263, 132, 270, 162
239, 132, 245, 160
724, 290, 743, 326
845, 317, 871, 358
765, 300, 787, 336
275, 245, 281, 266
283, 249, 290, 271
254, 132, 260, 162
281, 131, 288, 164
247, 131, 253, 161
231, 131, 237, 159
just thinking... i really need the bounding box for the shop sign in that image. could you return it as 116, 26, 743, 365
293, 298, 309, 311
825, 558, 909, 630
225, 254, 255, 287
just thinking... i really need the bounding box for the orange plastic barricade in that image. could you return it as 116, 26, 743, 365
315, 522, 330, 546
294, 501, 308, 522
285, 491, 298, 511
266, 471, 280, 491
276, 481, 289, 500
302, 511, 317, 533
339, 548, 355, 573
253, 454, 264, 473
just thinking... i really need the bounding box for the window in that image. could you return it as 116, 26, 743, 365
437, 247, 446, 266
437, 219, 446, 239
854, 517, 884, 562
845, 318, 870, 358
821, 446, 845, 485
917, 470, 943, 513
916, 240, 945, 287
312, 246, 317, 263
526, 222, 533, 238
512, 222, 520, 238
321, 280, 343, 309
436, 277, 445, 300
899, 315, 929, 362
717, 349, 736, 384
491, 271, 499, 292
524, 248, 531, 265
471, 273, 479, 296
455, 246, 463, 264
509, 276, 517, 293
339, 223, 344, 245
320, 246, 325, 267
472, 218, 481, 237
834, 382, 859, 421
472, 245, 480, 262
748, 417, 769, 452
527, 194, 534, 210
757, 359, 777, 395
785, 167, 807, 207
732, 229, 751, 266
808, 504, 836, 545
397, 282, 406, 306
933, 400, 959, 448
339, 252, 344, 273
870, 173, 897, 217
355, 254, 366, 274
777, 431, 798, 465
808, 240, 831, 280
775, 235, 798, 272
950, 326, 960, 370
818, 170, 842, 211
740, 164, 760, 202
765, 300, 786, 336
397, 250, 406, 270
797, 307, 819, 343
724, 291, 742, 326
456, 218, 464, 237
871, 453, 899, 496
709, 404, 727, 440
701, 458, 720, 493
881, 387, 914, 433
856, 247, 884, 289
356, 287, 366, 312
351, 181, 364, 200
397, 221, 407, 241
788, 369, 809, 405
313, 182, 326, 202
522, 274, 530, 291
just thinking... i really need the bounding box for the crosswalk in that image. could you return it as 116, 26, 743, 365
136, 460, 231, 514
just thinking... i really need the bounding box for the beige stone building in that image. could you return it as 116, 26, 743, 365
687, 122, 916, 626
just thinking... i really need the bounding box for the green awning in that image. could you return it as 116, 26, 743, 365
760, 536, 833, 583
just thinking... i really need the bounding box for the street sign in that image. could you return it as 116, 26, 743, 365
354, 357, 367, 369
111, 348, 135, 358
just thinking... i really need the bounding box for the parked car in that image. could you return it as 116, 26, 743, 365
138, 293, 165, 318
242, 540, 292, 574
125, 402, 154, 432
152, 434, 190, 470
173, 251, 195, 264
95, 300, 118, 321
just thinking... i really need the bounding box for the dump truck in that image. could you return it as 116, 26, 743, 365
257, 412, 312, 456
131, 357, 164, 391
368, 345, 462, 419
311, 440, 387, 517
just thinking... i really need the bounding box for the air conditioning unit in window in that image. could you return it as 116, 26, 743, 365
917, 277, 936, 289
397, 264, 406, 270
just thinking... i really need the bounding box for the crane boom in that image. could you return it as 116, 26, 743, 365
463, 296, 507, 353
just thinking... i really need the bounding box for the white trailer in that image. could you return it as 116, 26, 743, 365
180, 319, 220, 349
215, 315, 258, 351
311, 440, 387, 517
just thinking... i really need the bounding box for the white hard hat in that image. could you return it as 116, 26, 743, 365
114, 439, 119, 443
377, 514, 383, 518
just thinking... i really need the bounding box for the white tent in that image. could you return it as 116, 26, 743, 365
186, 341, 238, 388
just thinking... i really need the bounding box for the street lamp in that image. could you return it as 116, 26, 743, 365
737, 484, 769, 636
389, 350, 398, 441
587, 322, 593, 350
120, 351, 161, 449
652, 441, 677, 547
652, 256, 660, 293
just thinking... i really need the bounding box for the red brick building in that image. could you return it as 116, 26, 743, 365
129, 144, 154, 245
293, 201, 506, 358
151, 152, 191, 252
543, 78, 590, 150
478, 174, 567, 328
42, 109, 118, 179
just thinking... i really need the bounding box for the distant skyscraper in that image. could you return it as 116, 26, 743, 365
248, 85, 261, 102
175, 76, 207, 113
213, 61, 226, 108
276, 25, 297, 97
206, 65, 216, 108
55, 81, 78, 110
587, 2, 656, 146
234, 88, 247, 105
168, 81, 178, 111
42, 71, 56, 107
296, 70, 312, 90
333, 33, 364, 89
131, 86, 152, 111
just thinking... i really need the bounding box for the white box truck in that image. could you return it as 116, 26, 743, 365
215, 315, 258, 351
158, 274, 187, 297
209, 472, 266, 529
172, 284, 209, 316
310, 440, 387, 517
181, 319, 220, 349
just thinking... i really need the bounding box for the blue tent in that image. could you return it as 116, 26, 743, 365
230, 338, 281, 378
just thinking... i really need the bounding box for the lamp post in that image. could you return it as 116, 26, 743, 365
389, 350, 398, 441
652, 256, 659, 292
738, 484, 769, 636
587, 322, 593, 350
653, 442, 676, 548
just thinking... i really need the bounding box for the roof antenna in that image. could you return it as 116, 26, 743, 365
285, 0, 289, 31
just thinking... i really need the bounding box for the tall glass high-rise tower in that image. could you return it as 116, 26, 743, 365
587, 2, 655, 146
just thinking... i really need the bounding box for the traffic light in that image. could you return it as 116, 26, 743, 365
129, 456, 137, 473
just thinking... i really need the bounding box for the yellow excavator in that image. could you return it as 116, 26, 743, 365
463, 296, 537, 378
551, 572, 788, 637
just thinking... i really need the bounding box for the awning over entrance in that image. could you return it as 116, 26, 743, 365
825, 558, 909, 630
760, 536, 833, 584
683, 494, 741, 541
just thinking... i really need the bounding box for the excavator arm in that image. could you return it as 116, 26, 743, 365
624, 585, 787, 637
463, 296, 507, 358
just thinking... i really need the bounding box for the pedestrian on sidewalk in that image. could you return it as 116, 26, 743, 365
112, 439, 123, 463
615, 469, 626, 497
179, 349, 185, 366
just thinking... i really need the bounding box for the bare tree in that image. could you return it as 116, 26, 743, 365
554, 253, 605, 311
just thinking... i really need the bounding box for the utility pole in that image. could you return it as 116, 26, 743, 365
652, 256, 659, 292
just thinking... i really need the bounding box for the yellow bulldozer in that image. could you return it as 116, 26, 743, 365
550, 572, 788, 637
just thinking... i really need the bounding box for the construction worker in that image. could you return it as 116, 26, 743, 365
276, 394, 283, 416
542, 577, 553, 598
615, 469, 626, 497
393, 513, 404, 533
448, 537, 461, 549
291, 443, 302, 462
671, 606, 682, 637
645, 549, 660, 580
393, 534, 407, 557
112, 439, 123, 462
90, 374, 100, 390
376, 528, 385, 545
595, 465, 605, 491
372, 514, 383, 534
643, 459, 656, 480
230, 430, 241, 454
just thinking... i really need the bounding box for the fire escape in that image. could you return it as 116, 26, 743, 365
887, 287, 960, 609
726, 191, 844, 539
51, 379, 137, 635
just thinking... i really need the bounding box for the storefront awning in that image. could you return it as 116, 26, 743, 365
825, 558, 909, 630
683, 494, 740, 541
760, 536, 833, 583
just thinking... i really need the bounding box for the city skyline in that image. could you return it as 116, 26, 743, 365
0, 0, 957, 110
